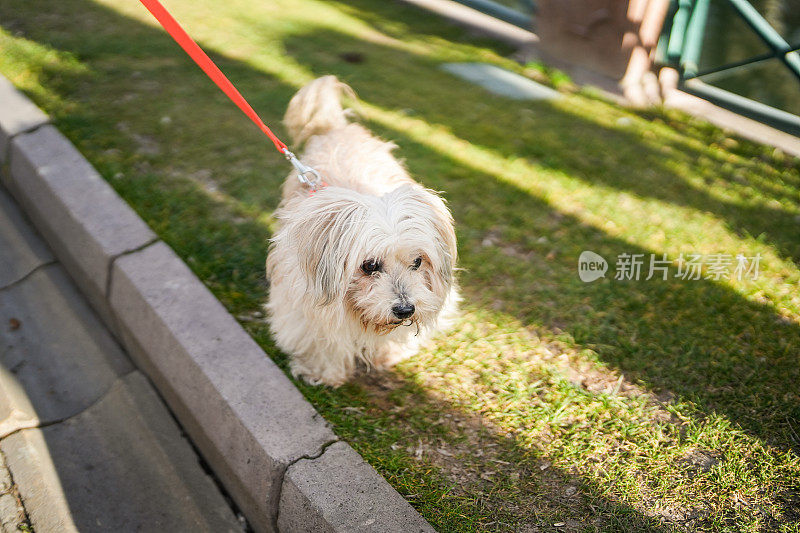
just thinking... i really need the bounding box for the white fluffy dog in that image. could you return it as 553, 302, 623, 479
266, 76, 458, 387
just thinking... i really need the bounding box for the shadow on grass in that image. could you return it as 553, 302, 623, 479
2, 0, 799, 529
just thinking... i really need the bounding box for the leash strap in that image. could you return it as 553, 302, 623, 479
138, 0, 323, 189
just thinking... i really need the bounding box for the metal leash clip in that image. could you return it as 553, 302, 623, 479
283, 149, 323, 191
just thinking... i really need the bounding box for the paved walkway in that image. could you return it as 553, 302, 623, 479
0, 185, 244, 531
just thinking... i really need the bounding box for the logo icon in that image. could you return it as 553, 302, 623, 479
578, 251, 607, 282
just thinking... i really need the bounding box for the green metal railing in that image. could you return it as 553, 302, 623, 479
659, 0, 800, 135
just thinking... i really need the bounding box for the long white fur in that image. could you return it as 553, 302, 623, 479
267, 76, 459, 386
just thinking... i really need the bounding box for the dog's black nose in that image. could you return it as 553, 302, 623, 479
392, 303, 415, 319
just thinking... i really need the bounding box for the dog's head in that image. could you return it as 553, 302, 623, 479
276, 184, 456, 333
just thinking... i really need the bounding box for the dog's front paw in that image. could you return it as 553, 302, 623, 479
290, 359, 349, 388
373, 342, 417, 370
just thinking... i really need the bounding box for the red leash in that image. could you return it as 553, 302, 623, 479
138, 0, 323, 189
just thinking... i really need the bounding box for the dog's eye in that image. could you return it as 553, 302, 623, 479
361, 259, 382, 275
411, 256, 422, 270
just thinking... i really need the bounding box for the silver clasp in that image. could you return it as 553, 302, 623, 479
283, 149, 323, 191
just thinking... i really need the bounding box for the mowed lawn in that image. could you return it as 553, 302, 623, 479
2, 0, 800, 530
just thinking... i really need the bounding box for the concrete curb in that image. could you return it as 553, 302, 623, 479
0, 75, 434, 533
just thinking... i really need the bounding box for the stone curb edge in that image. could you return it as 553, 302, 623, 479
0, 75, 435, 533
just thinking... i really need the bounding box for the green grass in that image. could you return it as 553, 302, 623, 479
2, 0, 800, 530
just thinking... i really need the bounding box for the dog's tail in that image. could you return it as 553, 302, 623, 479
284, 75, 355, 146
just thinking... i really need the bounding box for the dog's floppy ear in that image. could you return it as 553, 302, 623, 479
280, 192, 368, 305
403, 186, 457, 285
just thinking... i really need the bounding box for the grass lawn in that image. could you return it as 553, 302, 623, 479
2, 0, 800, 530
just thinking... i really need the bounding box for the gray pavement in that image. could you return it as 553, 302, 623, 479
441, 62, 561, 100
0, 185, 244, 532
